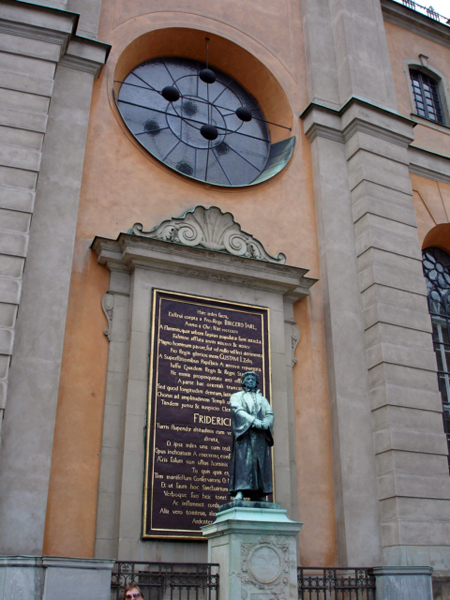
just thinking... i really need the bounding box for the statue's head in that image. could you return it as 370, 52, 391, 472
241, 371, 259, 391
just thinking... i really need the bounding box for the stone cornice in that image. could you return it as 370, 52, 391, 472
0, 0, 110, 75
408, 146, 450, 183
301, 98, 450, 181
59, 37, 111, 76
0, 18, 73, 48
0, 1, 78, 37
381, 0, 450, 50
301, 97, 415, 147
42, 556, 116, 570
92, 233, 316, 301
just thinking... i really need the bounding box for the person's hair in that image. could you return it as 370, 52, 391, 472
123, 584, 143, 599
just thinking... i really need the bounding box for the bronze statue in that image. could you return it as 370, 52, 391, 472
228, 371, 274, 501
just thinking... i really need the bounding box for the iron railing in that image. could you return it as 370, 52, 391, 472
111, 562, 219, 600
396, 0, 449, 25
298, 567, 376, 600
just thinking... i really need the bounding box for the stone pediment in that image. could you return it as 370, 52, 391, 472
128, 205, 287, 265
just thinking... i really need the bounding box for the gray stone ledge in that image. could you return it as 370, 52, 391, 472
42, 556, 116, 570
0, 555, 44, 567
218, 500, 281, 512
0, 19, 71, 54
0, 1, 110, 76
408, 146, 450, 184
373, 566, 434, 576
92, 234, 316, 301
301, 97, 415, 148
0, 2, 76, 38
59, 36, 110, 77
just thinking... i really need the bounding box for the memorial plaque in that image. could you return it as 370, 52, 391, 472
143, 290, 271, 539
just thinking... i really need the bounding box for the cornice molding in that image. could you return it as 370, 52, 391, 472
408, 146, 450, 184
301, 97, 415, 148
301, 98, 450, 182
381, 0, 450, 49
0, 18, 72, 46
342, 117, 414, 149
304, 123, 344, 144
0, 1, 77, 36
92, 236, 316, 300
0, 1, 110, 75
59, 37, 111, 76
92, 223, 317, 301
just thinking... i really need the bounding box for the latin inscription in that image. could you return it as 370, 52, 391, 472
144, 291, 270, 538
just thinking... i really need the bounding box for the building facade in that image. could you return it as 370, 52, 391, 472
0, 0, 449, 598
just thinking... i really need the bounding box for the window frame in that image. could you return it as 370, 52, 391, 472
404, 61, 450, 128
422, 246, 450, 474
409, 68, 444, 124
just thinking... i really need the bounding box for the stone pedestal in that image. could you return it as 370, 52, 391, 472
202, 501, 302, 600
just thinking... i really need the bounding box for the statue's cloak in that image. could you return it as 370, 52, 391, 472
228, 390, 274, 496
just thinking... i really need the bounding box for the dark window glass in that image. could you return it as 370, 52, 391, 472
410, 69, 444, 124
115, 57, 273, 186
422, 247, 450, 473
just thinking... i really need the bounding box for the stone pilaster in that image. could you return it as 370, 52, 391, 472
302, 0, 450, 570
0, 0, 108, 556
303, 97, 450, 569
302, 102, 383, 566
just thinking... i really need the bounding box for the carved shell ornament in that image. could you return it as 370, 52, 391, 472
128, 205, 287, 265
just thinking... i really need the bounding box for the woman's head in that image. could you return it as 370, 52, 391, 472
123, 585, 143, 600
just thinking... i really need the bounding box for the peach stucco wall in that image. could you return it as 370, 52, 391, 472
384, 20, 450, 158
43, 0, 338, 565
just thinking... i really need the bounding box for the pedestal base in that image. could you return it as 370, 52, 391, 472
373, 566, 433, 600
202, 502, 302, 600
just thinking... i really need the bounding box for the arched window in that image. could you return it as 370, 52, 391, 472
422, 247, 450, 472
410, 69, 444, 124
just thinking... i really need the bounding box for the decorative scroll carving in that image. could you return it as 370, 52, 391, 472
285, 319, 300, 366
128, 205, 287, 265
290, 322, 301, 366
102, 293, 114, 341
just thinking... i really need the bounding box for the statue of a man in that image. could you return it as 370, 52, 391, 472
228, 371, 274, 501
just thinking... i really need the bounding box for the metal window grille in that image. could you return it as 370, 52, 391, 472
298, 568, 376, 600
410, 69, 444, 124
111, 562, 219, 600
422, 247, 450, 473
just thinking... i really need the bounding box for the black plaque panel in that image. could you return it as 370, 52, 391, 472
143, 290, 271, 539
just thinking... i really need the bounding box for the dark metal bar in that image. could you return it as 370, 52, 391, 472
116, 97, 273, 143
298, 567, 376, 600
